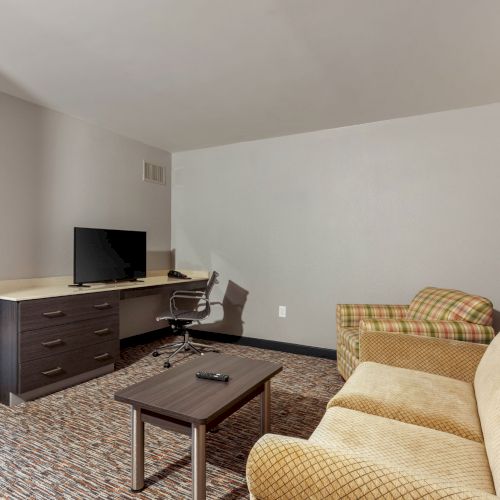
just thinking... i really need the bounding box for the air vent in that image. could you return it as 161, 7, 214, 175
143, 161, 167, 185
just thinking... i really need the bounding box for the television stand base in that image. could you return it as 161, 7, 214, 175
68, 283, 91, 288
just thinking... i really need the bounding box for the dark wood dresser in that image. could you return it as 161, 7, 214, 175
0, 272, 208, 406
1, 291, 120, 405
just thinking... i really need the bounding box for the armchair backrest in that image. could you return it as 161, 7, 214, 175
406, 287, 493, 326
474, 333, 500, 492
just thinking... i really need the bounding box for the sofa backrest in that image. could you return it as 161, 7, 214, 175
475, 332, 500, 492
406, 287, 493, 326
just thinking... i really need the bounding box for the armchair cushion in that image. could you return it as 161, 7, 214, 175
359, 318, 494, 343
328, 361, 483, 442
407, 287, 493, 326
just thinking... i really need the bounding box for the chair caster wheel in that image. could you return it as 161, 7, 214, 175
164, 362, 171, 368
152, 351, 160, 357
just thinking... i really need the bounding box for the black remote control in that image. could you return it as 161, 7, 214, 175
196, 371, 229, 382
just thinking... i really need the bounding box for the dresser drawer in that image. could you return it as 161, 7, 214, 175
20, 292, 119, 332
19, 340, 119, 393
20, 316, 119, 363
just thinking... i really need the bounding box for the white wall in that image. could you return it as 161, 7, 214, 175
172, 103, 500, 349
0, 91, 172, 337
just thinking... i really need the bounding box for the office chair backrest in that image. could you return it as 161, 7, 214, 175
205, 271, 220, 299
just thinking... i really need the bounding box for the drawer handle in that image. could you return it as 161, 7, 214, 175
94, 352, 112, 362
42, 310, 64, 318
41, 367, 64, 377
93, 302, 111, 310
94, 328, 111, 336
41, 339, 64, 347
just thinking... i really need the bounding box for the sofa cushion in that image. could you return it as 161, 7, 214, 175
328, 361, 483, 442
310, 406, 495, 495
406, 287, 493, 326
475, 333, 500, 493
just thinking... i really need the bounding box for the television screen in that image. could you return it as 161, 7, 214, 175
74, 227, 146, 284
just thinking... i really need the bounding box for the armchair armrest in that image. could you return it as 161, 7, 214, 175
359, 331, 488, 382
246, 434, 493, 499
336, 304, 408, 329
359, 318, 495, 343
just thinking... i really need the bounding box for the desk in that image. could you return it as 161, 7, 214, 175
0, 271, 208, 406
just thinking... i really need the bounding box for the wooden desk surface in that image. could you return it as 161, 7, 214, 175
0, 270, 208, 302
114, 353, 283, 425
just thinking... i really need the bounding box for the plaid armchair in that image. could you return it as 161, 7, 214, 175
337, 287, 495, 379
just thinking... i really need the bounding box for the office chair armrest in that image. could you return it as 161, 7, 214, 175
170, 294, 209, 315
171, 294, 208, 301
171, 290, 205, 297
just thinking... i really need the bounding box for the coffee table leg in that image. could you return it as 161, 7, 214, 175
192, 423, 206, 500
260, 380, 271, 435
131, 407, 145, 492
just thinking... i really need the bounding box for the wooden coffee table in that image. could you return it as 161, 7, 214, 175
114, 353, 282, 499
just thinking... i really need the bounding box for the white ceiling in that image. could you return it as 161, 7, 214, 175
1, 0, 499, 152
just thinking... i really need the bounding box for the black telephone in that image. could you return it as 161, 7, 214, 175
168, 270, 191, 279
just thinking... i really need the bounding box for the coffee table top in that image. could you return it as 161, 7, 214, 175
115, 353, 282, 424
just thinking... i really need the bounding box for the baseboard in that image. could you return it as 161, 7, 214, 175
193, 331, 337, 360
120, 327, 337, 360
120, 328, 337, 360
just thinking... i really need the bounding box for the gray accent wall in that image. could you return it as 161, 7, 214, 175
172, 103, 500, 349
0, 91, 172, 338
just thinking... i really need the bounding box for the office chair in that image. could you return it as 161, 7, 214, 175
152, 271, 220, 368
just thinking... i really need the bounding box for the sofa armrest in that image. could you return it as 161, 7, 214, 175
336, 304, 408, 329
246, 433, 494, 499
359, 331, 488, 382
359, 318, 494, 343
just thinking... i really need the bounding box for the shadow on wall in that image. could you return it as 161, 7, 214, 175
493, 309, 500, 334
147, 250, 173, 272
193, 280, 249, 336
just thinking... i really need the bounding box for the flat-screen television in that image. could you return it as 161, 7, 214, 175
73, 227, 146, 285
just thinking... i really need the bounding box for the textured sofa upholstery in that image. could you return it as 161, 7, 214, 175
246, 332, 500, 500
337, 287, 494, 379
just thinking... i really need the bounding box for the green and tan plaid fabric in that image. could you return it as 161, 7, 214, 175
337, 329, 360, 380
407, 287, 493, 326
359, 319, 494, 343
336, 304, 409, 328
336, 304, 409, 379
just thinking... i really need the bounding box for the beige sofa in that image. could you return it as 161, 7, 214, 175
247, 330, 500, 499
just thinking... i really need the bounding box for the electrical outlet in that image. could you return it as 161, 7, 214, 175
278, 305, 287, 318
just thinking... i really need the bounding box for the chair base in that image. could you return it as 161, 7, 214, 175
152, 330, 219, 368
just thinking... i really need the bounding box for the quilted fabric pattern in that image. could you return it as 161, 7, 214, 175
328, 361, 483, 442
247, 410, 496, 499
407, 287, 493, 326
310, 408, 495, 494
359, 319, 494, 343
474, 333, 500, 493
359, 331, 489, 383
336, 304, 409, 328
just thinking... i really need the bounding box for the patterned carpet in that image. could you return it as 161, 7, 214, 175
0, 335, 344, 499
